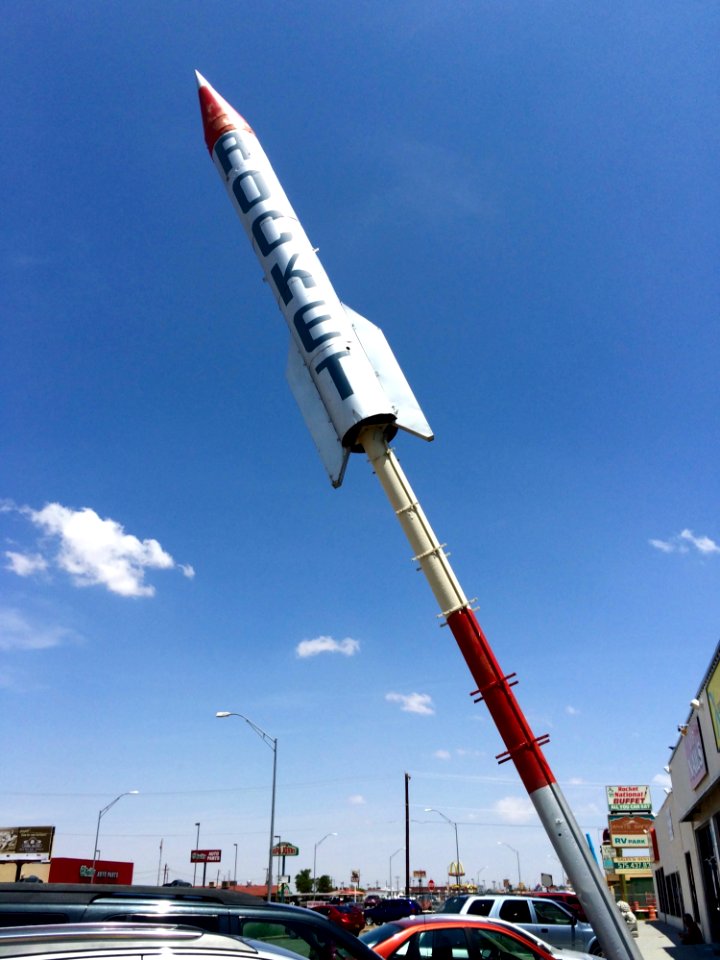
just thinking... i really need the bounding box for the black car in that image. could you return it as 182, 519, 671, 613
0, 884, 378, 960
364, 897, 423, 925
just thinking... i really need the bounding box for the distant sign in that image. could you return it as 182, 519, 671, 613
272, 843, 299, 857
0, 826, 55, 861
191, 849, 221, 863
606, 785, 652, 813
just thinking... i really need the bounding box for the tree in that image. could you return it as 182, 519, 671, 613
295, 868, 313, 893
316, 874, 333, 893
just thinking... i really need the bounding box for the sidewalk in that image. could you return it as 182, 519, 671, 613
635, 920, 718, 960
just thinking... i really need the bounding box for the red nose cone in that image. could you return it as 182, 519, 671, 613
195, 71, 252, 154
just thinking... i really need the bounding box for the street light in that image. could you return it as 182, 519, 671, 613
193, 822, 201, 885
234, 842, 238, 885
216, 711, 277, 902
91, 791, 138, 884
425, 808, 461, 889
313, 832, 337, 895
389, 847, 404, 895
498, 841, 522, 889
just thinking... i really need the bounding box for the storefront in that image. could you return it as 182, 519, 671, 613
652, 640, 720, 943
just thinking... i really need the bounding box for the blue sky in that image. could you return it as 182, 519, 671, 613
2, 1, 718, 891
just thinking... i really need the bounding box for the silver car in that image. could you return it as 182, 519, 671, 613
0, 922, 307, 960
441, 895, 601, 955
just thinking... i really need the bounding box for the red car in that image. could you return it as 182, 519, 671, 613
310, 902, 366, 936
360, 913, 585, 960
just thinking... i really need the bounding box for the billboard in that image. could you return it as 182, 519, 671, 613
271, 843, 299, 857
0, 827, 54, 861
191, 849, 221, 863
608, 814, 654, 848
605, 785, 652, 813
49, 857, 134, 885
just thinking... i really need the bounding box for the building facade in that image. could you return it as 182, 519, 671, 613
652, 640, 720, 943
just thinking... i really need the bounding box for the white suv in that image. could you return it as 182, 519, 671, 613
440, 895, 601, 955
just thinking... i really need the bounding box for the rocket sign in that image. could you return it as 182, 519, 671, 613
196, 73, 432, 486
605, 785, 652, 813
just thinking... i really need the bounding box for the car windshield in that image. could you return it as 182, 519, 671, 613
360, 923, 404, 947
438, 898, 466, 914
469, 928, 547, 960
238, 919, 359, 960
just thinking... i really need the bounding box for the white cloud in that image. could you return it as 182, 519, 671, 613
348, 794, 366, 806
434, 749, 451, 761
653, 771, 672, 789
6, 502, 192, 597
493, 795, 535, 824
386, 691, 435, 715
565, 705, 580, 716
649, 538, 675, 553
295, 635, 360, 658
0, 607, 78, 652
4, 551, 48, 576
650, 529, 720, 556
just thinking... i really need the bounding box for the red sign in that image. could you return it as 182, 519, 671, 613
191, 849, 221, 863
428, 879, 435, 891
272, 843, 299, 857
49, 857, 133, 885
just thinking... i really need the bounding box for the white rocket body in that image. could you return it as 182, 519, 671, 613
197, 73, 432, 485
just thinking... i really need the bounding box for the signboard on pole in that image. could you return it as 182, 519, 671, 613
605, 785, 652, 813
272, 843, 299, 857
191, 849, 221, 863
0, 827, 55, 861
613, 858, 653, 874
608, 814, 654, 848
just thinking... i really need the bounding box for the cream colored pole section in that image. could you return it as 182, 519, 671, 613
359, 426, 468, 618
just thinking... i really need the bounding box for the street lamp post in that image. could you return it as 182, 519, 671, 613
313, 832, 337, 895
234, 843, 238, 885
91, 791, 138, 884
216, 711, 277, 902
193, 822, 201, 885
425, 808, 461, 890
498, 842, 522, 889
389, 847, 404, 895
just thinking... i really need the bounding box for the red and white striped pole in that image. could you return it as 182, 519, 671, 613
360, 425, 641, 960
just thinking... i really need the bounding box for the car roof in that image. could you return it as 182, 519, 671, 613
375, 916, 501, 928
0, 885, 264, 907
0, 922, 260, 956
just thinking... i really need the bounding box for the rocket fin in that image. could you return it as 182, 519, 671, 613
342, 304, 434, 442
286, 340, 350, 487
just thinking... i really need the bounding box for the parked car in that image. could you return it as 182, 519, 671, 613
309, 902, 365, 936
0, 922, 306, 960
529, 892, 588, 923
0, 884, 379, 960
364, 899, 423, 925
440, 895, 601, 955
360, 914, 598, 960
